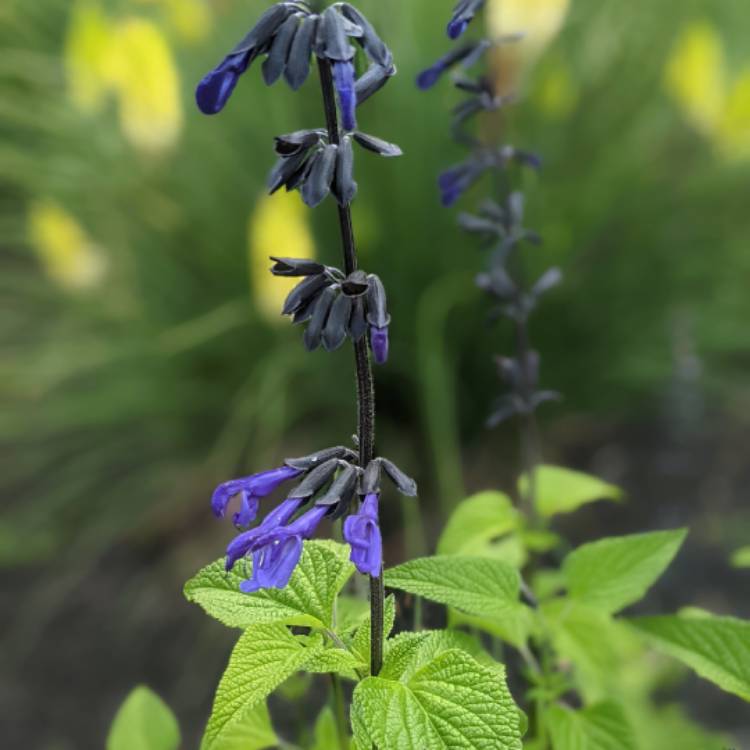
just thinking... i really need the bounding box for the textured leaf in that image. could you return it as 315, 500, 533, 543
380, 629, 495, 683
184, 540, 354, 629
385, 555, 520, 619
519, 465, 623, 519
107, 686, 180, 750
351, 649, 523, 749
350, 593, 396, 669
437, 491, 519, 555
202, 624, 322, 750
630, 613, 750, 701
562, 529, 687, 613
546, 702, 636, 750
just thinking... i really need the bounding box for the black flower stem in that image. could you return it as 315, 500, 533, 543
316, 57, 383, 677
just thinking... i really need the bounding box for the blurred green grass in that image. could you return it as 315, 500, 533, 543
1, 0, 749, 588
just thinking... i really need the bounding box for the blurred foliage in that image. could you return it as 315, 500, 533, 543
1, 0, 749, 565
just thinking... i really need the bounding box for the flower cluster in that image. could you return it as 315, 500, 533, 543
268, 129, 402, 207
197, 2, 408, 602
212, 446, 416, 590
419, 0, 561, 428
271, 256, 391, 362
196, 1, 395, 131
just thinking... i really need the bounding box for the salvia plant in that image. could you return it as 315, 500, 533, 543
104, 2, 750, 749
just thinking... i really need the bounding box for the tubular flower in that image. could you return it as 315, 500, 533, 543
216, 450, 416, 594
448, 0, 486, 39
333, 60, 357, 131
211, 465, 302, 523
417, 40, 490, 90
343, 493, 382, 576
238, 504, 329, 593
195, 2, 393, 118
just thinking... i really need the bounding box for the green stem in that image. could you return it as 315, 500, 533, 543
331, 673, 350, 750
316, 57, 383, 678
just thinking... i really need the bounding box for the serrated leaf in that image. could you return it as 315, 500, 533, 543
107, 686, 180, 750
352, 649, 523, 749
562, 529, 687, 614
385, 555, 520, 619
546, 702, 636, 750
185, 540, 355, 630
437, 491, 519, 555
381, 629, 495, 682
629, 613, 750, 701
519, 465, 623, 519
202, 624, 322, 750
351, 594, 396, 669
209, 702, 277, 750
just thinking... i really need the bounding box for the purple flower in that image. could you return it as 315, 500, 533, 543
343, 493, 382, 576
370, 326, 389, 365
333, 61, 357, 131
196, 51, 252, 115
225, 497, 303, 571
438, 162, 483, 206
416, 59, 449, 90
211, 465, 302, 523
237, 504, 329, 593
447, 0, 486, 39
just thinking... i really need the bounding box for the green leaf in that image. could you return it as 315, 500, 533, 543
208, 702, 277, 750
633, 704, 731, 750
562, 529, 687, 613
202, 624, 322, 750
312, 707, 341, 750
447, 605, 534, 649
730, 545, 750, 568
350, 593, 397, 670
543, 601, 635, 703
336, 595, 370, 633
437, 491, 519, 555
305, 645, 366, 679
385, 555, 520, 619
184, 540, 355, 630
352, 649, 523, 749
381, 629, 496, 682
519, 465, 623, 519
546, 702, 636, 750
106, 686, 180, 750
630, 613, 750, 701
